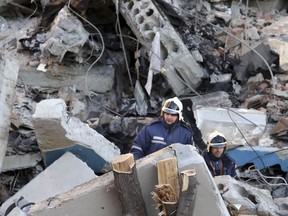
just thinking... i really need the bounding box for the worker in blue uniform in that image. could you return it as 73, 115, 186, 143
203, 130, 236, 177
130, 97, 193, 160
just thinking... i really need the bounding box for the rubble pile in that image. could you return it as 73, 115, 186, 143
0, 0, 288, 215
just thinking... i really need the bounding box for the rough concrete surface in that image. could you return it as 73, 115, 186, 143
27, 144, 229, 216
0, 152, 96, 215
32, 98, 121, 173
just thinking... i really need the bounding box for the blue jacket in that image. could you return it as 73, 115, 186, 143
131, 118, 193, 160
204, 152, 236, 177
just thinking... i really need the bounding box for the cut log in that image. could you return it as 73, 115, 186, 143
152, 184, 178, 216
157, 157, 180, 198
112, 153, 148, 216
176, 169, 197, 216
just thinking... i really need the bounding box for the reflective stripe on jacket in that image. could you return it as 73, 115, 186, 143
131, 118, 193, 160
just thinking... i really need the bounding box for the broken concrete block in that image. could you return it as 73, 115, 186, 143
213, 10, 232, 23
40, 6, 89, 62
265, 38, 288, 72
28, 171, 121, 216
274, 197, 288, 216
214, 175, 284, 216
260, 16, 288, 37
0, 152, 96, 215
191, 91, 232, 108
194, 106, 269, 147
245, 26, 260, 40
0, 57, 19, 172
6, 207, 27, 216
1, 152, 42, 172
27, 144, 229, 216
113, 0, 204, 96
233, 43, 278, 83
32, 98, 120, 173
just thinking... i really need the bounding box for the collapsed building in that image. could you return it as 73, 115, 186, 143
1, 0, 288, 215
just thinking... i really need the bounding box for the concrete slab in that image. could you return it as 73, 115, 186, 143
7, 207, 27, 216
0, 152, 96, 215
189, 91, 232, 108
27, 144, 229, 216
18, 64, 115, 93
2, 152, 42, 172
194, 106, 270, 147
32, 98, 120, 173
0, 57, 19, 172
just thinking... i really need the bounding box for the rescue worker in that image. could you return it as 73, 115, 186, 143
130, 97, 193, 160
203, 130, 236, 177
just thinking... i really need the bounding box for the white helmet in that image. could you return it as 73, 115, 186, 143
206, 130, 227, 152
161, 97, 183, 121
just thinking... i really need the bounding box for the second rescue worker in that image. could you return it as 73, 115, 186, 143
203, 130, 236, 177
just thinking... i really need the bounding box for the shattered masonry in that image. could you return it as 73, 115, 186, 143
114, 0, 205, 95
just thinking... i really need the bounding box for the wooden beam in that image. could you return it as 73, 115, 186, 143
176, 169, 197, 216
112, 153, 148, 216
157, 157, 180, 198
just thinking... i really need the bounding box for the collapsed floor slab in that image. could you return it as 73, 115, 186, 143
0, 152, 96, 215
27, 144, 229, 216
0, 57, 19, 172
32, 98, 120, 173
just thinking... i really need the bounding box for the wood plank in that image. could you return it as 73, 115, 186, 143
157, 157, 179, 198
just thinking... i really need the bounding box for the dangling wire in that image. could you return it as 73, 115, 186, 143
227, 107, 267, 169
67, 0, 105, 93
66, 0, 127, 117
115, 0, 134, 90
248, 165, 288, 186
27, 0, 38, 20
